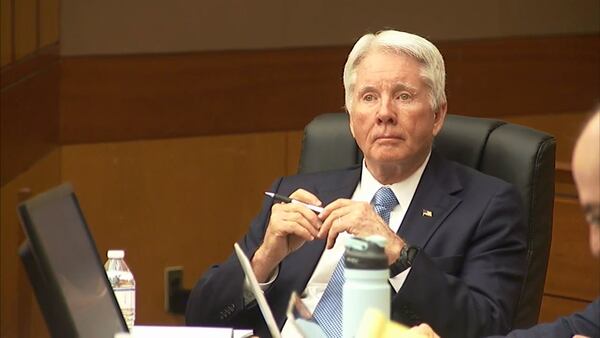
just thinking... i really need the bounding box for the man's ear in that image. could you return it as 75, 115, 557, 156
432, 102, 447, 136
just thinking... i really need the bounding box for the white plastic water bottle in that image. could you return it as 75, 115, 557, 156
105, 250, 136, 329
343, 235, 390, 338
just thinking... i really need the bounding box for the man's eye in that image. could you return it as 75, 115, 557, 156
398, 93, 411, 101
363, 94, 376, 102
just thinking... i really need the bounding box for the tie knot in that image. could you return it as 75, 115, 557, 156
372, 187, 399, 211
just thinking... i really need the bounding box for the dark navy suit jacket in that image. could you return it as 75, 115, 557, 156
489, 298, 599, 338
186, 151, 527, 338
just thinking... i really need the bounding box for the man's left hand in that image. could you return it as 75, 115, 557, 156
318, 198, 405, 264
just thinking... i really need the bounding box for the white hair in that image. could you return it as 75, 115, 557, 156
343, 30, 447, 113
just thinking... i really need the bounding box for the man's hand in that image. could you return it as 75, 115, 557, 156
407, 323, 440, 338
318, 198, 405, 264
251, 189, 322, 282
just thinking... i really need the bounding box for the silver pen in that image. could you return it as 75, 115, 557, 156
264, 192, 324, 213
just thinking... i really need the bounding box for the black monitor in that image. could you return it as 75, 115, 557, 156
17, 183, 128, 338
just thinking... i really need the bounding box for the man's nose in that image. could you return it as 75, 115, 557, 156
376, 98, 397, 125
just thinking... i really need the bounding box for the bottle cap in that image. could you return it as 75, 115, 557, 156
107, 250, 125, 259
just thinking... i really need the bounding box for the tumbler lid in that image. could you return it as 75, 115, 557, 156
344, 235, 388, 269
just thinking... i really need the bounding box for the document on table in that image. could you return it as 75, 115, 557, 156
121, 325, 253, 338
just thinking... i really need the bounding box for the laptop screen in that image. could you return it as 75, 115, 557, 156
18, 183, 128, 338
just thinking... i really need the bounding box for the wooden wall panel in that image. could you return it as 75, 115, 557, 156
60, 132, 290, 324
1, 57, 61, 186
286, 130, 304, 175
538, 295, 592, 323
59, 47, 346, 144
14, 0, 37, 59
544, 198, 600, 301
0, 150, 60, 338
1, 43, 61, 187
0, 0, 11, 66
39, 0, 59, 47
441, 36, 599, 118
59, 35, 600, 144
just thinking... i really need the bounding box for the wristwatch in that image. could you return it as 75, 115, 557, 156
389, 245, 419, 276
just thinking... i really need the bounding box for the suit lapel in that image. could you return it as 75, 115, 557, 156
286, 166, 361, 288
398, 152, 463, 249
315, 166, 362, 205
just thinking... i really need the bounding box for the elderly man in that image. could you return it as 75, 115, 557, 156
186, 30, 526, 338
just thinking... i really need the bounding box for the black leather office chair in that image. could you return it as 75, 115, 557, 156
298, 112, 556, 329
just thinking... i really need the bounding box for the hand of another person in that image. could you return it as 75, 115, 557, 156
407, 323, 440, 338
251, 189, 322, 282
318, 199, 405, 264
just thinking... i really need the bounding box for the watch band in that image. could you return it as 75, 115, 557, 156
389, 245, 419, 276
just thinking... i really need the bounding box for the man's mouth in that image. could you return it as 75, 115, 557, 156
374, 134, 404, 142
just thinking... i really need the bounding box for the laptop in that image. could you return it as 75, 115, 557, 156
17, 183, 244, 338
18, 183, 129, 338
233, 243, 326, 338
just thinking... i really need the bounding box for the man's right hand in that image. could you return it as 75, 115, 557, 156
251, 189, 323, 282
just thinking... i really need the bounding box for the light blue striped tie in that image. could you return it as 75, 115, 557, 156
312, 187, 398, 337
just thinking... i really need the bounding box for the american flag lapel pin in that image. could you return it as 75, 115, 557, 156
422, 209, 433, 217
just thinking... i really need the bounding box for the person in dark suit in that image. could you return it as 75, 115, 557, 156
185, 30, 526, 338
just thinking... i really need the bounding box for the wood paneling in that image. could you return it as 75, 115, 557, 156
59, 35, 600, 144
59, 47, 347, 144
60, 132, 290, 324
1, 44, 60, 187
0, 43, 59, 87
0, 150, 60, 338
1, 0, 60, 333
441, 36, 600, 118
286, 130, 304, 175
538, 295, 592, 324
544, 198, 600, 301
0, 0, 12, 66
1, 54, 61, 186
39, 0, 59, 47
14, 0, 37, 59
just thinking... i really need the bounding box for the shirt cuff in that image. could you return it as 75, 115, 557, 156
242, 265, 280, 305
389, 267, 411, 292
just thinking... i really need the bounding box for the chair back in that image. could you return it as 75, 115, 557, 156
298, 112, 556, 328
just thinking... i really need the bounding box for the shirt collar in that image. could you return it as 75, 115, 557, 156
357, 152, 431, 209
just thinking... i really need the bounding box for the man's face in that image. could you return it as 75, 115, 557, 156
348, 50, 445, 172
573, 113, 600, 257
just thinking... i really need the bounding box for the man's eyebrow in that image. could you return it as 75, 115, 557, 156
355, 83, 418, 95
356, 85, 378, 96
391, 83, 418, 94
